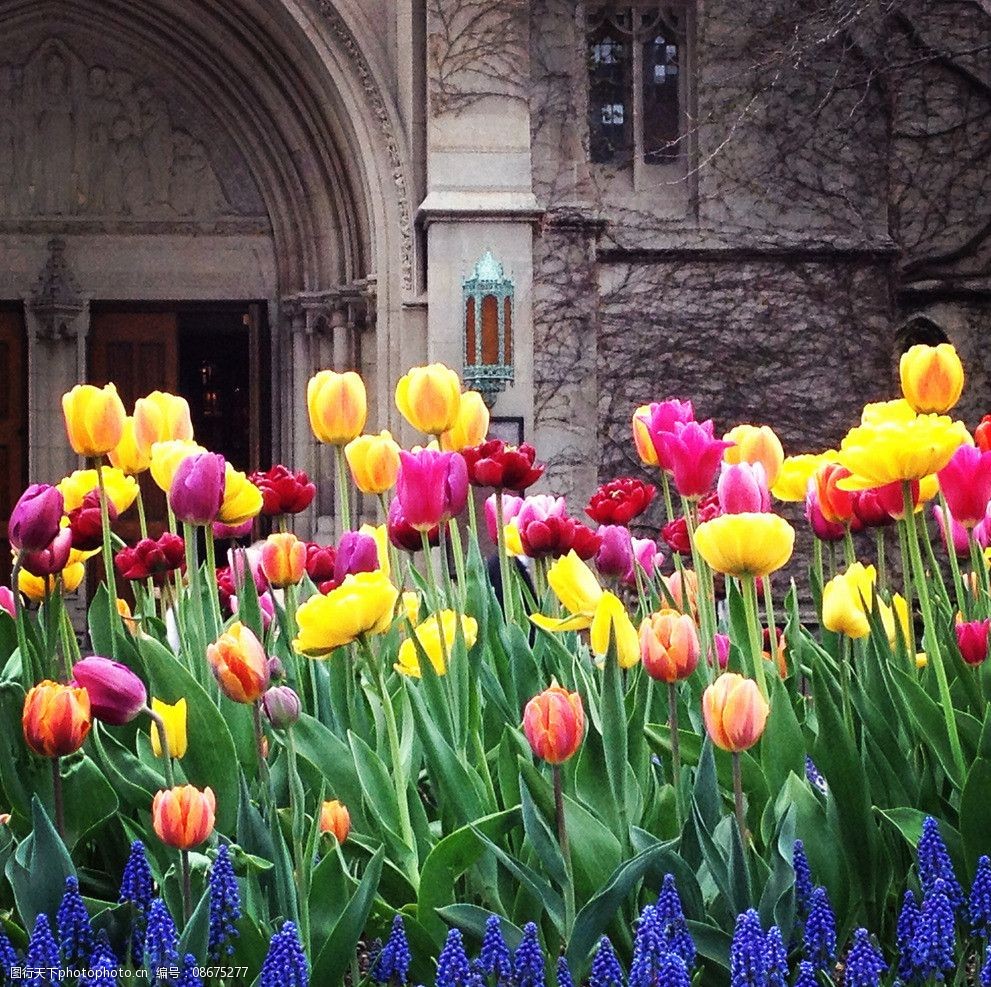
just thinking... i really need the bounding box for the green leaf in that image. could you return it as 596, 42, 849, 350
435, 904, 525, 951
178, 885, 211, 957
347, 730, 402, 839
760, 673, 805, 793
961, 759, 991, 876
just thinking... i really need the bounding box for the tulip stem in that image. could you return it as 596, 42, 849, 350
731, 752, 746, 846
668, 681, 682, 826
896, 521, 918, 659
51, 756, 65, 840
843, 529, 856, 568
903, 482, 966, 779
181, 523, 210, 682
95, 462, 121, 661
180, 849, 192, 925
11, 557, 36, 691
252, 702, 271, 792
494, 489, 516, 626
334, 446, 352, 534
135, 486, 158, 612
970, 533, 991, 619
378, 493, 403, 590
437, 522, 457, 610
552, 764, 575, 938
741, 577, 768, 701
838, 635, 854, 736
285, 729, 311, 949
203, 528, 224, 638
146, 707, 176, 788
762, 575, 778, 675
876, 529, 887, 594
420, 532, 443, 617
680, 497, 716, 685
812, 537, 824, 606
448, 517, 467, 609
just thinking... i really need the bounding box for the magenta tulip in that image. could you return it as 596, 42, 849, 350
956, 619, 991, 666
395, 449, 469, 531
72, 656, 148, 726
0, 587, 14, 619
213, 519, 254, 541
717, 462, 770, 514
595, 525, 634, 578
228, 546, 267, 594
635, 399, 695, 470
938, 445, 991, 528
334, 531, 381, 581
8, 484, 64, 553
710, 633, 731, 669
20, 528, 73, 578
656, 420, 733, 499
169, 453, 226, 525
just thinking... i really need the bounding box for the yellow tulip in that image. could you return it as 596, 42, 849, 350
217, 465, 263, 526
395, 364, 462, 436
838, 415, 971, 490
589, 591, 640, 669
307, 370, 367, 445
504, 523, 524, 557
19, 561, 85, 602
62, 383, 126, 458
150, 440, 206, 494
133, 391, 194, 458
345, 431, 401, 495
821, 562, 877, 639
359, 523, 391, 579
881, 592, 911, 648
860, 399, 917, 427
150, 697, 188, 759
631, 404, 659, 467
58, 468, 138, 514
293, 571, 399, 657
900, 343, 964, 414
108, 417, 151, 475
723, 424, 785, 487
530, 551, 604, 632
440, 391, 489, 451
395, 610, 479, 677
694, 513, 795, 579
402, 591, 421, 626
771, 452, 838, 502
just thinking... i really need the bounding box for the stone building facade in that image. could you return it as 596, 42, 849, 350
0, 1, 988, 561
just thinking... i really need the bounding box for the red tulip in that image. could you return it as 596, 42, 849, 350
461, 440, 544, 491
387, 498, 440, 552
68, 491, 117, 552
957, 619, 991, 666
115, 533, 186, 584
249, 465, 317, 516
585, 477, 656, 525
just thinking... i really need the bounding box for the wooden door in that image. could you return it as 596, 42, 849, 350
89, 310, 178, 544
0, 308, 26, 586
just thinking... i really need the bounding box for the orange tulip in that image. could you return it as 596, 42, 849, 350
639, 610, 700, 682
206, 622, 270, 704
813, 462, 856, 524
22, 680, 92, 757
663, 569, 698, 616
307, 370, 367, 445
62, 384, 126, 458
152, 784, 216, 849
320, 799, 351, 843
133, 392, 194, 459
522, 683, 585, 765
702, 673, 769, 753
259, 533, 306, 588
900, 343, 964, 414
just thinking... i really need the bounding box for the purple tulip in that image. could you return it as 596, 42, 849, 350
20, 528, 73, 578
595, 525, 634, 578
262, 685, 301, 730
717, 462, 771, 514
72, 656, 148, 726
169, 452, 226, 525
8, 484, 64, 552
395, 449, 469, 531
334, 531, 381, 582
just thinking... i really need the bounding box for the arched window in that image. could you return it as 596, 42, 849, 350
897, 314, 949, 354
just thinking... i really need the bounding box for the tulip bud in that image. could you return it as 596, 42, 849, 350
262, 686, 302, 730
804, 488, 846, 542
977, 415, 991, 454
150, 697, 188, 759
395, 449, 468, 531
440, 390, 490, 452
8, 484, 65, 553
22, 680, 92, 757
717, 462, 771, 514
711, 632, 731, 669
627, 537, 662, 585
956, 619, 991, 666
152, 785, 216, 849
639, 610, 700, 682
395, 364, 462, 436
320, 799, 351, 842
62, 383, 126, 457
591, 525, 631, 580
702, 673, 769, 753
68, 491, 117, 552
20, 528, 73, 578
484, 493, 524, 543
259, 533, 306, 588
932, 505, 970, 559
71, 656, 147, 726
664, 568, 698, 615
937, 445, 991, 529
522, 684, 585, 764
307, 370, 367, 445
345, 431, 401, 495
169, 452, 226, 526
461, 440, 544, 492
900, 342, 964, 414
206, 622, 271, 704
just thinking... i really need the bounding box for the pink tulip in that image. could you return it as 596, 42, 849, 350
72, 656, 148, 726
933, 505, 970, 559
8, 484, 64, 552
595, 525, 634, 578
0, 587, 15, 618
656, 420, 733, 499
805, 488, 846, 542
396, 449, 469, 532
20, 528, 73, 578
484, 493, 524, 543
710, 633, 731, 669
635, 400, 695, 470
228, 546, 267, 594
231, 591, 275, 631
334, 531, 381, 581
956, 619, 991, 666
169, 452, 226, 526
626, 537, 662, 585
717, 462, 770, 514
938, 445, 991, 528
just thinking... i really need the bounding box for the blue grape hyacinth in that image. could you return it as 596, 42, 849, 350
844, 928, 887, 987
803, 887, 837, 971
513, 923, 546, 987
479, 915, 512, 984
895, 890, 923, 985
917, 816, 963, 911
207, 844, 241, 962
25, 913, 59, 983
119, 840, 154, 963
143, 899, 179, 982
589, 936, 624, 987
372, 915, 412, 985
910, 878, 956, 982
971, 855, 991, 937
655, 874, 696, 970
729, 909, 766, 987
57, 875, 93, 968
764, 926, 788, 987
435, 928, 471, 987
260, 921, 308, 987
792, 840, 814, 919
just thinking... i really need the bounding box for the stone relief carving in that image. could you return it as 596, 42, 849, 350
0, 38, 248, 222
